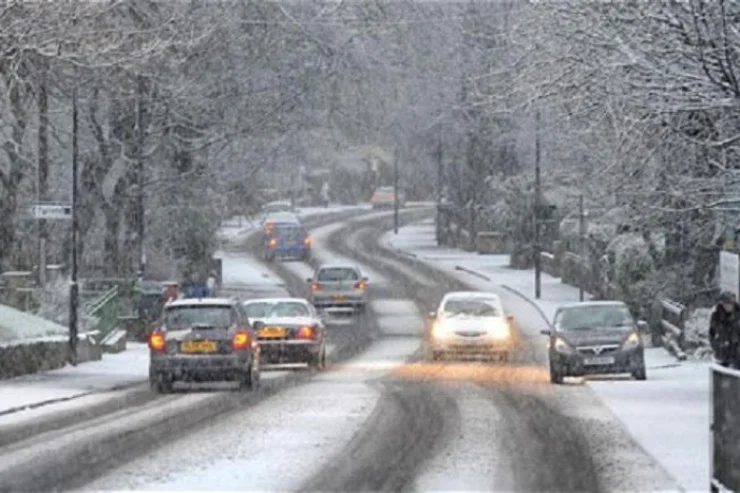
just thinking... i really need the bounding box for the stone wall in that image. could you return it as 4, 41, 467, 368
0, 334, 101, 380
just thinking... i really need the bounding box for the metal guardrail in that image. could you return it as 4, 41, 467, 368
83, 286, 119, 341
711, 364, 740, 492
654, 298, 688, 361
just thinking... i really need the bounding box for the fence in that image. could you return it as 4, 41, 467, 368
652, 298, 688, 361
711, 364, 740, 492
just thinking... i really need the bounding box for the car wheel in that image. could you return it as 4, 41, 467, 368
238, 366, 255, 391
431, 350, 443, 361
632, 366, 647, 381
549, 364, 564, 384
311, 346, 327, 370
500, 352, 509, 363
152, 375, 174, 394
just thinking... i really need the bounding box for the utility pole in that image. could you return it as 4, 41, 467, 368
579, 194, 587, 302
136, 75, 146, 280
436, 122, 444, 245
534, 109, 542, 300
393, 146, 399, 234
37, 57, 49, 287
69, 65, 79, 366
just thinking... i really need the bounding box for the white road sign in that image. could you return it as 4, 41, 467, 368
30, 204, 72, 220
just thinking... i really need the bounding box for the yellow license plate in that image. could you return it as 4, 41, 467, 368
333, 295, 345, 301
180, 340, 217, 353
258, 326, 287, 338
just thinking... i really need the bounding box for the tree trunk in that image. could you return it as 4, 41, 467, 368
103, 206, 121, 276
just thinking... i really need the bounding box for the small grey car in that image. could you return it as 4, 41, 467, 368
307, 263, 368, 314
541, 301, 648, 384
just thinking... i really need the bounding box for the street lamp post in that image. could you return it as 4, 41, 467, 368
393, 146, 399, 234
534, 109, 542, 300
69, 71, 79, 365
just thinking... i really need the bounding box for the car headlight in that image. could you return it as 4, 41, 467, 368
432, 320, 455, 338
487, 318, 510, 340
553, 337, 573, 353
622, 332, 641, 349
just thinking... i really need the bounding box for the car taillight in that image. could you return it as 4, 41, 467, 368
232, 330, 250, 350
304, 237, 312, 247
148, 330, 167, 352
268, 237, 277, 247
311, 282, 320, 291
264, 223, 274, 233
296, 325, 315, 339
354, 280, 366, 290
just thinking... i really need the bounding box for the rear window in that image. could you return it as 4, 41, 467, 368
244, 301, 310, 318
263, 203, 291, 213
164, 305, 233, 329
317, 267, 359, 282
273, 225, 304, 236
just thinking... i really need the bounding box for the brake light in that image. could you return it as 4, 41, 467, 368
304, 237, 312, 247
311, 282, 320, 291
148, 330, 167, 352
354, 280, 366, 290
268, 237, 277, 248
296, 325, 315, 339
232, 330, 250, 350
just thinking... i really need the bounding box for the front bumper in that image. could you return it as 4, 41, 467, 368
258, 339, 320, 364
150, 354, 251, 381
431, 335, 514, 355
550, 346, 644, 376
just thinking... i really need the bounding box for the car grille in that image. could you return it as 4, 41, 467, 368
455, 331, 484, 337
576, 344, 620, 356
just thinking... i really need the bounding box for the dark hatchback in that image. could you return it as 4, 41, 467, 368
541, 301, 648, 384
148, 298, 260, 393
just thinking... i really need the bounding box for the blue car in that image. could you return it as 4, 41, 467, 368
264, 223, 311, 261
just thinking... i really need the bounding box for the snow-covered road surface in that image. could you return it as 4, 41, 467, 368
80, 332, 422, 491
382, 218, 705, 491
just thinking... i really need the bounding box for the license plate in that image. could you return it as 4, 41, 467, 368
333, 295, 345, 302
583, 356, 615, 366
258, 326, 287, 338
180, 340, 217, 353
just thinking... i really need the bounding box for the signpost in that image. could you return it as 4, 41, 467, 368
30, 204, 72, 220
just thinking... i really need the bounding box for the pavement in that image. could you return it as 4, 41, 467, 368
381, 218, 712, 492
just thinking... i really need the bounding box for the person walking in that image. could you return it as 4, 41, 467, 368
709, 291, 740, 367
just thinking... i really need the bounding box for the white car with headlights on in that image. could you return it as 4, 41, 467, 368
426, 291, 515, 362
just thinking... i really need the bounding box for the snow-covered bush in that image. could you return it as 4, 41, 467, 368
607, 233, 656, 287
684, 307, 713, 359
33, 277, 71, 327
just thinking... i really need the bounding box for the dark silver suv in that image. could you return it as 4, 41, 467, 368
541, 301, 648, 384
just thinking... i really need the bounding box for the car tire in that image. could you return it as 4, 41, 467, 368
152, 375, 174, 394
500, 352, 509, 363
238, 367, 255, 391
356, 304, 366, 315
549, 364, 564, 384
632, 366, 647, 381
310, 346, 327, 370
431, 350, 443, 361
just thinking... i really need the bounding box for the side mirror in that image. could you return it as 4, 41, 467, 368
306, 278, 313, 283
540, 329, 552, 336
252, 321, 264, 331
362, 277, 369, 282
427, 311, 436, 320
506, 314, 515, 322
636, 320, 649, 332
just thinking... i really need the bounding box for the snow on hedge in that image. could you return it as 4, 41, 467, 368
684, 307, 713, 360
0, 300, 68, 343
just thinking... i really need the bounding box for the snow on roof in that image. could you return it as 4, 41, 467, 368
166, 298, 235, 307
443, 291, 501, 300
316, 262, 361, 270
558, 300, 627, 310
243, 297, 309, 305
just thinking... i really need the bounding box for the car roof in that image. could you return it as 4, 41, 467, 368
264, 200, 291, 206
442, 291, 501, 301
244, 297, 310, 305
316, 262, 361, 270
166, 298, 236, 308
557, 300, 627, 310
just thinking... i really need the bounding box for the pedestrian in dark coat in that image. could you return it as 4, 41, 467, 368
709, 291, 740, 367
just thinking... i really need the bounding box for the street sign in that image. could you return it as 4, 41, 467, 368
30, 204, 72, 220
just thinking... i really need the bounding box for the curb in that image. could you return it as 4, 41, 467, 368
453, 265, 491, 282
498, 284, 552, 326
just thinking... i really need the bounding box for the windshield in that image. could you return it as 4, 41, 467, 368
442, 299, 500, 317
164, 306, 232, 329
317, 267, 359, 282
557, 305, 633, 330
244, 301, 310, 318
263, 203, 291, 213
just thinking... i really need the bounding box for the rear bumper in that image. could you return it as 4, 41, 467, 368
550, 347, 644, 376
311, 293, 366, 309
268, 245, 310, 256
259, 340, 320, 364
150, 354, 251, 380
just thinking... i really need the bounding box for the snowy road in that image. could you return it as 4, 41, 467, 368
11, 208, 686, 491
